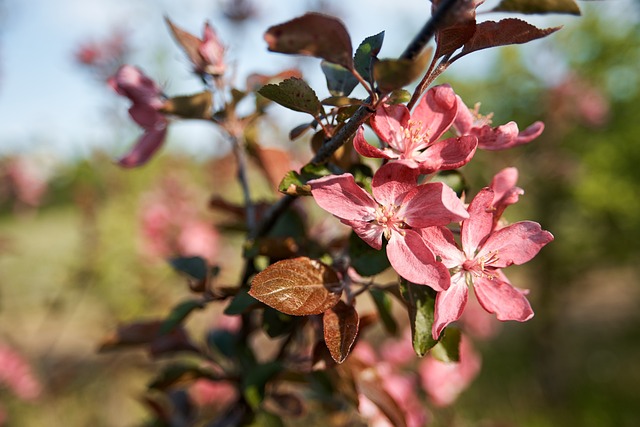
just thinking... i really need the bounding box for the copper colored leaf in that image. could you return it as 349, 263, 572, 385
98, 321, 163, 351
264, 13, 353, 69
254, 146, 293, 189
160, 92, 212, 119
433, 0, 477, 59
245, 69, 303, 91
356, 367, 407, 427
373, 47, 432, 92
258, 77, 323, 116
249, 257, 342, 316
461, 19, 561, 57
323, 301, 359, 364
492, 0, 580, 15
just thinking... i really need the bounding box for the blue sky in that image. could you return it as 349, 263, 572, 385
0, 0, 609, 162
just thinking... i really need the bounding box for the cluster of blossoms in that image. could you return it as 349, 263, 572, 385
310, 85, 553, 339
0, 343, 42, 426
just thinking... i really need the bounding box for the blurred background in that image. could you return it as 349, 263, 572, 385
0, 0, 639, 425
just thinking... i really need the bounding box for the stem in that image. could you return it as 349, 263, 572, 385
400, 0, 461, 61
230, 134, 256, 234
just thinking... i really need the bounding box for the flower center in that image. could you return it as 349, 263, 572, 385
462, 250, 500, 278
390, 119, 430, 156
374, 204, 406, 240
471, 102, 494, 128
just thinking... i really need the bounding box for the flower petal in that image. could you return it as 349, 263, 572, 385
401, 182, 469, 228
129, 104, 165, 129
371, 162, 418, 207
452, 95, 475, 136
477, 221, 554, 267
432, 272, 468, 339
474, 122, 519, 151
386, 230, 450, 291
412, 84, 458, 142
416, 135, 477, 174
118, 125, 168, 168
473, 276, 533, 322
420, 226, 465, 268
309, 173, 378, 222
517, 121, 544, 145
371, 103, 410, 149
342, 219, 383, 250
353, 127, 394, 160
461, 188, 494, 258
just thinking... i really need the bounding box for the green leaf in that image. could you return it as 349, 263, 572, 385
262, 307, 296, 338
399, 279, 438, 356
321, 96, 364, 107
207, 329, 238, 359
278, 163, 333, 196
160, 92, 212, 119
242, 362, 283, 409
369, 289, 398, 335
373, 47, 432, 92
148, 363, 217, 391
349, 164, 373, 194
247, 411, 285, 427
430, 327, 461, 362
264, 13, 354, 69
492, 0, 580, 15
159, 299, 205, 334
169, 256, 208, 280
354, 31, 385, 83
387, 89, 411, 104
349, 231, 390, 277
224, 288, 259, 315
321, 61, 359, 97
258, 77, 323, 116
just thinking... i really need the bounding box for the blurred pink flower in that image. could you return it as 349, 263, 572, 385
422, 188, 553, 339
354, 85, 477, 173
309, 162, 467, 289
419, 336, 481, 407
166, 19, 226, 77
0, 344, 42, 401
188, 378, 237, 409
74, 29, 128, 77
108, 65, 168, 167
3, 157, 48, 208
379, 329, 415, 366
453, 98, 544, 150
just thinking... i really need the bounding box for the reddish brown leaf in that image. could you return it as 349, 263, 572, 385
432, 0, 477, 59
264, 13, 353, 69
97, 321, 197, 357
245, 69, 303, 91
492, 0, 581, 15
356, 366, 407, 427
249, 257, 342, 316
165, 17, 202, 67
373, 47, 432, 92
323, 301, 359, 364
461, 18, 561, 56
254, 146, 294, 189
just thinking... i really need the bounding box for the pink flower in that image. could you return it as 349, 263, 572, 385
188, 378, 237, 409
422, 187, 553, 339
166, 19, 226, 77
309, 162, 468, 290
354, 85, 477, 173
108, 65, 168, 167
453, 97, 544, 150
0, 344, 42, 401
419, 335, 481, 407
489, 167, 524, 228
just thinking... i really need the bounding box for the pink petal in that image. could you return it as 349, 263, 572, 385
477, 221, 554, 267
432, 272, 468, 339
415, 135, 477, 174
371, 103, 411, 149
475, 122, 519, 151
109, 65, 164, 109
412, 84, 458, 142
452, 95, 475, 136
353, 127, 394, 160
473, 276, 534, 322
199, 22, 226, 75
129, 103, 164, 129
343, 219, 383, 250
420, 226, 465, 268
401, 182, 469, 228
371, 162, 418, 207
386, 230, 450, 291
118, 124, 168, 168
516, 121, 545, 144
309, 173, 378, 222
461, 188, 494, 259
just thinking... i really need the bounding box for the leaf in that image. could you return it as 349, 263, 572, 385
264, 13, 354, 69
224, 288, 260, 315
98, 321, 163, 351
460, 19, 562, 57
373, 47, 432, 92
247, 411, 285, 427
430, 327, 461, 362
321, 96, 364, 107
399, 279, 439, 357
387, 89, 411, 104
289, 122, 315, 140
266, 392, 305, 418
349, 231, 389, 277
207, 329, 239, 359
369, 289, 398, 335
249, 257, 342, 316
165, 17, 202, 67
354, 31, 385, 83
258, 77, 323, 116
169, 256, 208, 281
160, 92, 212, 119
242, 362, 283, 409
148, 363, 218, 391
278, 163, 333, 196
356, 367, 407, 427
262, 307, 297, 338
433, 0, 477, 59
159, 299, 205, 334
321, 61, 359, 97
323, 301, 359, 363
492, 0, 580, 15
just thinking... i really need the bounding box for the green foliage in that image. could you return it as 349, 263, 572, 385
399, 279, 439, 357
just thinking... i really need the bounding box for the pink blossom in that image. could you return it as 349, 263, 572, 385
354, 85, 477, 173
309, 162, 468, 290
0, 344, 42, 401
419, 335, 481, 407
453, 97, 544, 150
188, 378, 237, 409
3, 157, 48, 208
379, 329, 415, 366
108, 65, 168, 167
197, 23, 226, 76
422, 187, 553, 339
489, 167, 524, 228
